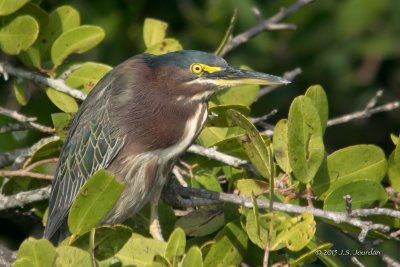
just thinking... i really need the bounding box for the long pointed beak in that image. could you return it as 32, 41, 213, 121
209, 67, 290, 86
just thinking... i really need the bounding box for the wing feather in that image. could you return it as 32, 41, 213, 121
44, 72, 125, 241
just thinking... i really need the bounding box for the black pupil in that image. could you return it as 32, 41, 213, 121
195, 66, 200, 71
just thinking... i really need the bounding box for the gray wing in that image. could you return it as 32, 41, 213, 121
44, 72, 125, 242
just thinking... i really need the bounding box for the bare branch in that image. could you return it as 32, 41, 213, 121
0, 107, 55, 133
220, 0, 314, 56
258, 67, 302, 99
328, 101, 400, 126
0, 185, 51, 211
0, 158, 57, 180
0, 169, 53, 180
0, 61, 87, 100
187, 144, 258, 175
172, 166, 188, 187
163, 185, 392, 242
251, 109, 278, 124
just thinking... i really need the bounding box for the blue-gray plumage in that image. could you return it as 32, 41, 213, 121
44, 50, 289, 244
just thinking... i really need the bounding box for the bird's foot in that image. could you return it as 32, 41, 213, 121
149, 217, 164, 241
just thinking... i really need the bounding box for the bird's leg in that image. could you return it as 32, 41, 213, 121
149, 188, 164, 241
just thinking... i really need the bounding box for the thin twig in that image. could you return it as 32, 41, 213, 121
0, 107, 55, 133
0, 158, 57, 180
172, 166, 188, 187
327, 93, 400, 127
220, 0, 314, 56
0, 61, 87, 100
0, 170, 53, 180
251, 109, 278, 124
258, 67, 302, 99
187, 144, 258, 175
59, 64, 82, 80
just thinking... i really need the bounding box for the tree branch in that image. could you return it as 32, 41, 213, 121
0, 61, 87, 100
327, 101, 400, 126
220, 0, 314, 56
327, 90, 400, 126
163, 185, 393, 242
0, 158, 58, 180
0, 107, 54, 133
0, 185, 51, 211
187, 144, 259, 175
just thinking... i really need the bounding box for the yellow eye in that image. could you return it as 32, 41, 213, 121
190, 63, 203, 74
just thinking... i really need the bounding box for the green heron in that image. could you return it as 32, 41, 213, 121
44, 50, 289, 244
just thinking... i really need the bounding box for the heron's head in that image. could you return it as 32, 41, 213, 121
144, 50, 290, 102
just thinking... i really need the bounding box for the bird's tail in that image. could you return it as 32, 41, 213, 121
44, 220, 70, 245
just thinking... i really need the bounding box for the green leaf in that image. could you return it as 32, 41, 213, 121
68, 169, 124, 235
2, 176, 49, 195
174, 207, 224, 237
227, 109, 273, 179
323, 180, 388, 211
313, 145, 387, 198
143, 18, 168, 48
15, 238, 56, 267
181, 246, 203, 267
288, 96, 325, 183
273, 119, 291, 173
151, 255, 170, 267
390, 133, 398, 145
388, 137, 400, 192
197, 126, 244, 147
192, 172, 222, 192
46, 88, 79, 113
305, 85, 329, 134
145, 38, 183, 55
0, 0, 29, 16
51, 112, 73, 141
13, 78, 30, 106
26, 137, 62, 165
245, 209, 268, 249
11, 2, 49, 67
51, 25, 105, 67
267, 212, 316, 251
206, 105, 250, 127
204, 220, 248, 267
165, 227, 186, 263
2, 2, 48, 28
291, 242, 335, 267
55, 246, 92, 267
19, 5, 80, 67
211, 84, 259, 107
236, 179, 268, 196
65, 62, 112, 94
114, 233, 167, 266
71, 225, 132, 261
0, 15, 38, 55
